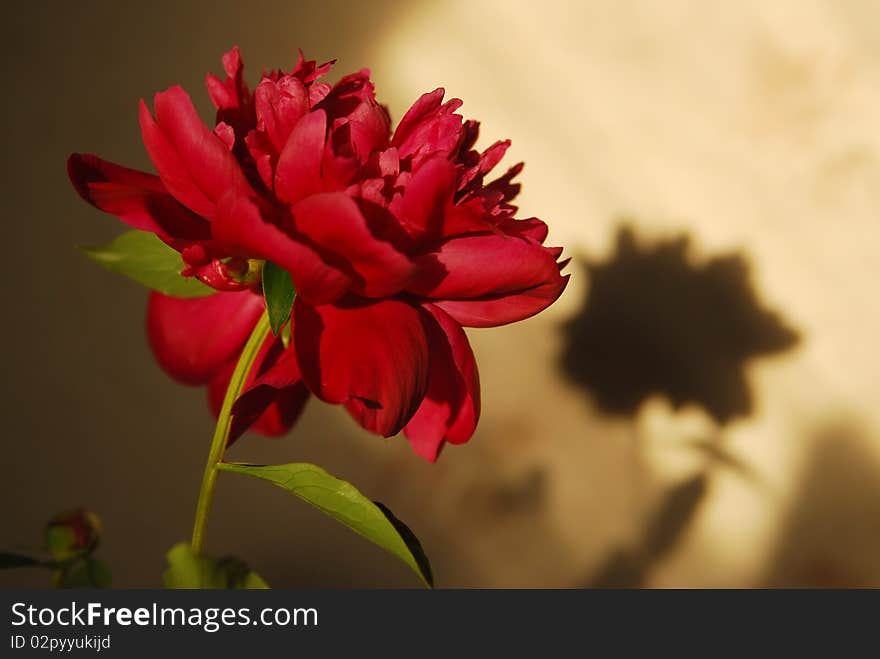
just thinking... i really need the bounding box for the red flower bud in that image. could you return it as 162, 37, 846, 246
46, 509, 102, 562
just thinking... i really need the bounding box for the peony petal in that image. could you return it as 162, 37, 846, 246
391, 89, 463, 167
206, 47, 257, 163
476, 140, 510, 176
458, 140, 510, 192
482, 162, 523, 206
294, 298, 430, 437
146, 290, 264, 385
254, 75, 310, 155
347, 108, 391, 162
439, 197, 495, 238
392, 157, 456, 242
496, 217, 549, 244
232, 346, 309, 440
317, 70, 391, 162
433, 276, 570, 328
139, 86, 251, 219
206, 46, 248, 112
309, 81, 331, 106
404, 305, 480, 462
292, 192, 415, 298
393, 89, 446, 150
208, 337, 309, 442
320, 122, 361, 190
290, 49, 335, 85
409, 233, 561, 298
316, 70, 385, 130
244, 129, 276, 191
408, 233, 570, 327
240, 384, 309, 439
341, 84, 391, 160
274, 110, 327, 204
67, 153, 210, 242
212, 193, 351, 305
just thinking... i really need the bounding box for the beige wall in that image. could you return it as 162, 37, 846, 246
2, 0, 878, 587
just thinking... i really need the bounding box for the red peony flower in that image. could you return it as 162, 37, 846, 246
68, 47, 569, 462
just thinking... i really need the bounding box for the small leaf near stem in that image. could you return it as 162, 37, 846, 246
190, 311, 272, 555
81, 231, 214, 298
262, 261, 296, 335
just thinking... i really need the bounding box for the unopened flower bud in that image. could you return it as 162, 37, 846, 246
45, 509, 102, 562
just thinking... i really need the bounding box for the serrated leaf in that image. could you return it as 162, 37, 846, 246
262, 261, 296, 335
163, 543, 269, 589
80, 230, 214, 298
0, 553, 44, 569
217, 462, 433, 587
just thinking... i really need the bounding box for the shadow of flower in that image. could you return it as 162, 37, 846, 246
560, 224, 800, 424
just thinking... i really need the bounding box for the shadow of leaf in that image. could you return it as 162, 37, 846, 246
587, 473, 708, 587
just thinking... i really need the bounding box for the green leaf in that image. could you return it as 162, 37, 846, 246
0, 553, 44, 569
59, 558, 112, 589
80, 230, 214, 298
163, 543, 269, 589
240, 570, 270, 589
217, 462, 433, 587
262, 261, 296, 335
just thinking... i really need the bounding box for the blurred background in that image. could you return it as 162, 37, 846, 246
2, 0, 879, 587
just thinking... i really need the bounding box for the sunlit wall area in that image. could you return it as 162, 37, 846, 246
2, 0, 878, 588
375, 0, 880, 587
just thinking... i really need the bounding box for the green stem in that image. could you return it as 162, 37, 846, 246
190, 311, 271, 554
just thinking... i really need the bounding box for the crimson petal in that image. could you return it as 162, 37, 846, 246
139, 86, 251, 219
294, 298, 430, 437
206, 46, 248, 113
408, 233, 569, 327
212, 193, 351, 305
274, 110, 326, 204
292, 192, 416, 298
208, 337, 309, 443
146, 290, 264, 385
392, 157, 456, 242
433, 278, 569, 328
254, 75, 310, 156
67, 154, 210, 242
496, 217, 549, 244
404, 305, 480, 462
392, 89, 462, 162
